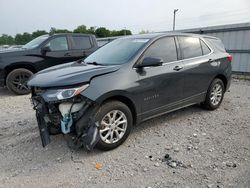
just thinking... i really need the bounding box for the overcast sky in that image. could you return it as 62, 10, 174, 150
0, 0, 250, 36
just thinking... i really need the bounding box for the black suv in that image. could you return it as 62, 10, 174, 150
0, 33, 98, 94
28, 33, 232, 150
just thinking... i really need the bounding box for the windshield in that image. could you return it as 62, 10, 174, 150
85, 38, 150, 65
23, 35, 49, 49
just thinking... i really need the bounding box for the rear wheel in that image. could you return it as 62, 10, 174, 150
6, 68, 33, 95
95, 101, 133, 151
202, 78, 225, 110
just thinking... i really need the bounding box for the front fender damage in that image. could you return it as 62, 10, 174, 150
65, 102, 101, 151
32, 95, 101, 151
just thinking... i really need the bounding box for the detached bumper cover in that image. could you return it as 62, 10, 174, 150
32, 96, 51, 147
31, 95, 100, 150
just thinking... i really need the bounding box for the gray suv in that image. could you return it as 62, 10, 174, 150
28, 33, 232, 150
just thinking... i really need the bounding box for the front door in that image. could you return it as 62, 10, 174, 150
135, 37, 184, 120
38, 36, 75, 71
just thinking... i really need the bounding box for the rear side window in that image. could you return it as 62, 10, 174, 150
72, 36, 92, 50
200, 40, 211, 55
178, 36, 202, 59
144, 37, 177, 63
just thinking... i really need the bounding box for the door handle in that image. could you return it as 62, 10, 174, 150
173, 66, 183, 71
208, 58, 213, 63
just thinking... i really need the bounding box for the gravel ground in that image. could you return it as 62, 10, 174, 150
0, 79, 250, 188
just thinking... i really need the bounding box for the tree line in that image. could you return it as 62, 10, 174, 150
0, 25, 132, 45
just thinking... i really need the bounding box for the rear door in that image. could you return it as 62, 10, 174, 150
177, 36, 216, 100
136, 36, 184, 119
68, 35, 95, 61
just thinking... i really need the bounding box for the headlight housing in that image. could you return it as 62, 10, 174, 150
42, 84, 89, 101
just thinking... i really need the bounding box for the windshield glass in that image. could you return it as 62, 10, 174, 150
23, 35, 49, 49
85, 38, 150, 65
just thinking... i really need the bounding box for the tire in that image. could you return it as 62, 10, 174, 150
6, 68, 33, 95
202, 78, 225, 110
95, 100, 133, 151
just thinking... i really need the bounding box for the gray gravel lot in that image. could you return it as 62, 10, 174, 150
0, 79, 250, 188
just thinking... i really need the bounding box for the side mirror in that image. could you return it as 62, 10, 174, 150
41, 46, 51, 54
134, 57, 163, 68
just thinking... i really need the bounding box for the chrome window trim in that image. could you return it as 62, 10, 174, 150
133, 36, 214, 69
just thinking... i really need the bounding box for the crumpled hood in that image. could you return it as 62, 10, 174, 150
27, 62, 121, 88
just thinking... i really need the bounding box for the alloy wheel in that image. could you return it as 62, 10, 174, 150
99, 110, 128, 144
11, 72, 30, 93
210, 83, 223, 106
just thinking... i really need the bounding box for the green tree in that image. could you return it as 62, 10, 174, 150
15, 32, 32, 45
110, 30, 119, 36
0, 26, 133, 45
87, 26, 96, 35
73, 25, 88, 33
0, 34, 15, 45
55, 29, 72, 33
32, 30, 48, 38
110, 29, 132, 37
49, 27, 71, 35
95, 27, 111, 38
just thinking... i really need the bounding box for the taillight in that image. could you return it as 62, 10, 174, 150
227, 54, 233, 63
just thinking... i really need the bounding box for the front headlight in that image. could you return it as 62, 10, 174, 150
42, 84, 89, 101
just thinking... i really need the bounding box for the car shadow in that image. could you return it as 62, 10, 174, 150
3, 104, 206, 172
132, 104, 204, 134
11, 104, 206, 164
70, 104, 205, 155
0, 87, 16, 97
0, 87, 31, 98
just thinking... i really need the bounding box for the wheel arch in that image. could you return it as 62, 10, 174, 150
4, 63, 37, 84
214, 74, 228, 91
99, 94, 138, 125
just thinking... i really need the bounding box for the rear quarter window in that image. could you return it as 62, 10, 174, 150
178, 36, 203, 59
200, 39, 211, 55
204, 38, 226, 52
72, 36, 92, 50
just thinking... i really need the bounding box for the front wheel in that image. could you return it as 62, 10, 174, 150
202, 78, 225, 110
6, 68, 33, 95
95, 101, 133, 151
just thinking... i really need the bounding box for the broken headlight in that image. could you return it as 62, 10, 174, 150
42, 84, 89, 101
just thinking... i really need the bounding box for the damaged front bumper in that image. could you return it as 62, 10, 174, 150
31, 92, 100, 150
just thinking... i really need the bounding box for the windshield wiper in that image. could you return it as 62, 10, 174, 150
85, 61, 104, 66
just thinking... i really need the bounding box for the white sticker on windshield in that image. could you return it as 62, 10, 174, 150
132, 39, 149, 43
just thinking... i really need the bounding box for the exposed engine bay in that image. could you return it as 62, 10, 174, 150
31, 87, 101, 150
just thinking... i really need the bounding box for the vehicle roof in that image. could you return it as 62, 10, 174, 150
121, 32, 219, 40
42, 33, 95, 37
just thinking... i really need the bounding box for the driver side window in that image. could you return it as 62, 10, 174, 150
144, 37, 178, 63
45, 37, 68, 51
